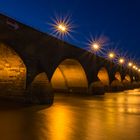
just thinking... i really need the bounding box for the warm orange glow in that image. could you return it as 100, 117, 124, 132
57, 24, 67, 33
88, 35, 109, 54
133, 65, 136, 69
119, 58, 125, 64
108, 52, 115, 59
91, 43, 100, 51
51, 59, 88, 92
133, 65, 138, 70
128, 62, 133, 67
50, 16, 73, 38
0, 43, 26, 94
45, 105, 74, 140
97, 67, 109, 86
124, 75, 131, 82
115, 72, 121, 82
30, 72, 52, 101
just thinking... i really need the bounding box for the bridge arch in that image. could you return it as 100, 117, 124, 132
0, 43, 26, 95
110, 71, 124, 91
30, 72, 50, 93
51, 59, 88, 93
30, 72, 53, 104
115, 72, 122, 82
97, 67, 109, 86
123, 74, 131, 82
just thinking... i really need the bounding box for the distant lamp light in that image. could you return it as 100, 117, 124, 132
119, 58, 125, 64
91, 43, 100, 52
138, 69, 140, 72
108, 52, 115, 59
57, 24, 67, 33
50, 15, 73, 38
128, 62, 133, 67
133, 65, 136, 69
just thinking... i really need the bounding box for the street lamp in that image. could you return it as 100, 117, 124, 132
119, 58, 125, 64
91, 42, 100, 52
108, 52, 115, 60
128, 62, 133, 67
56, 23, 68, 33
133, 65, 136, 69
50, 16, 72, 38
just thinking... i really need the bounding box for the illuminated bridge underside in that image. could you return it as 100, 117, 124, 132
97, 68, 109, 86
123, 74, 131, 83
51, 59, 88, 93
30, 59, 88, 94
111, 72, 123, 87
0, 43, 26, 96
31, 73, 50, 95
115, 72, 122, 82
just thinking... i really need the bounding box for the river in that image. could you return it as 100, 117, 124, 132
0, 89, 140, 140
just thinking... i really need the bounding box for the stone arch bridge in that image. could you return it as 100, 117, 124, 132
0, 14, 140, 104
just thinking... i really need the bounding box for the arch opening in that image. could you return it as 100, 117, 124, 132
0, 43, 26, 95
115, 72, 122, 82
51, 59, 88, 93
31, 72, 50, 93
123, 74, 131, 83
111, 72, 123, 90
30, 72, 53, 104
97, 67, 109, 86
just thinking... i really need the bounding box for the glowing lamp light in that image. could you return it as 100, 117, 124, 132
128, 62, 133, 67
57, 24, 67, 33
92, 43, 100, 51
119, 58, 125, 64
108, 52, 115, 59
133, 65, 136, 69
135, 67, 138, 70
50, 16, 73, 38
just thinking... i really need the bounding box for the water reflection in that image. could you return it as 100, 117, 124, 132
0, 89, 140, 140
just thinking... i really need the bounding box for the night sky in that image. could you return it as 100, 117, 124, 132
0, 0, 140, 62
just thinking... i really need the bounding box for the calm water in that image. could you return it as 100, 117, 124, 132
0, 89, 140, 140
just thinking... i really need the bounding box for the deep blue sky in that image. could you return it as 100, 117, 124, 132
0, 0, 140, 61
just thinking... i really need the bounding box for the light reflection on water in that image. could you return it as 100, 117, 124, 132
0, 89, 140, 140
